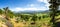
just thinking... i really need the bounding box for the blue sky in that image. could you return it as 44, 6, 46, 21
0, 0, 50, 11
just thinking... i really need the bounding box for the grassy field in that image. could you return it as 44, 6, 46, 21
0, 13, 53, 27
0, 12, 60, 27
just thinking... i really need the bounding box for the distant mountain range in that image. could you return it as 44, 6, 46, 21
14, 10, 49, 14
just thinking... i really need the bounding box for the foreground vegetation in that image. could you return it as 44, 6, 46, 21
0, 7, 53, 27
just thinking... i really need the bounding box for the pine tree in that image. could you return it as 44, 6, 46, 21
49, 0, 60, 26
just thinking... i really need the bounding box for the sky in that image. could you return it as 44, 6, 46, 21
0, 0, 50, 12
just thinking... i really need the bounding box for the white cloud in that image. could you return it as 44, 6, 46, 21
11, 0, 50, 12
37, 0, 50, 3
37, 0, 50, 10
27, 4, 38, 8
27, 4, 34, 7
37, 0, 50, 6
11, 7, 48, 12
45, 3, 50, 9
37, 0, 48, 3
